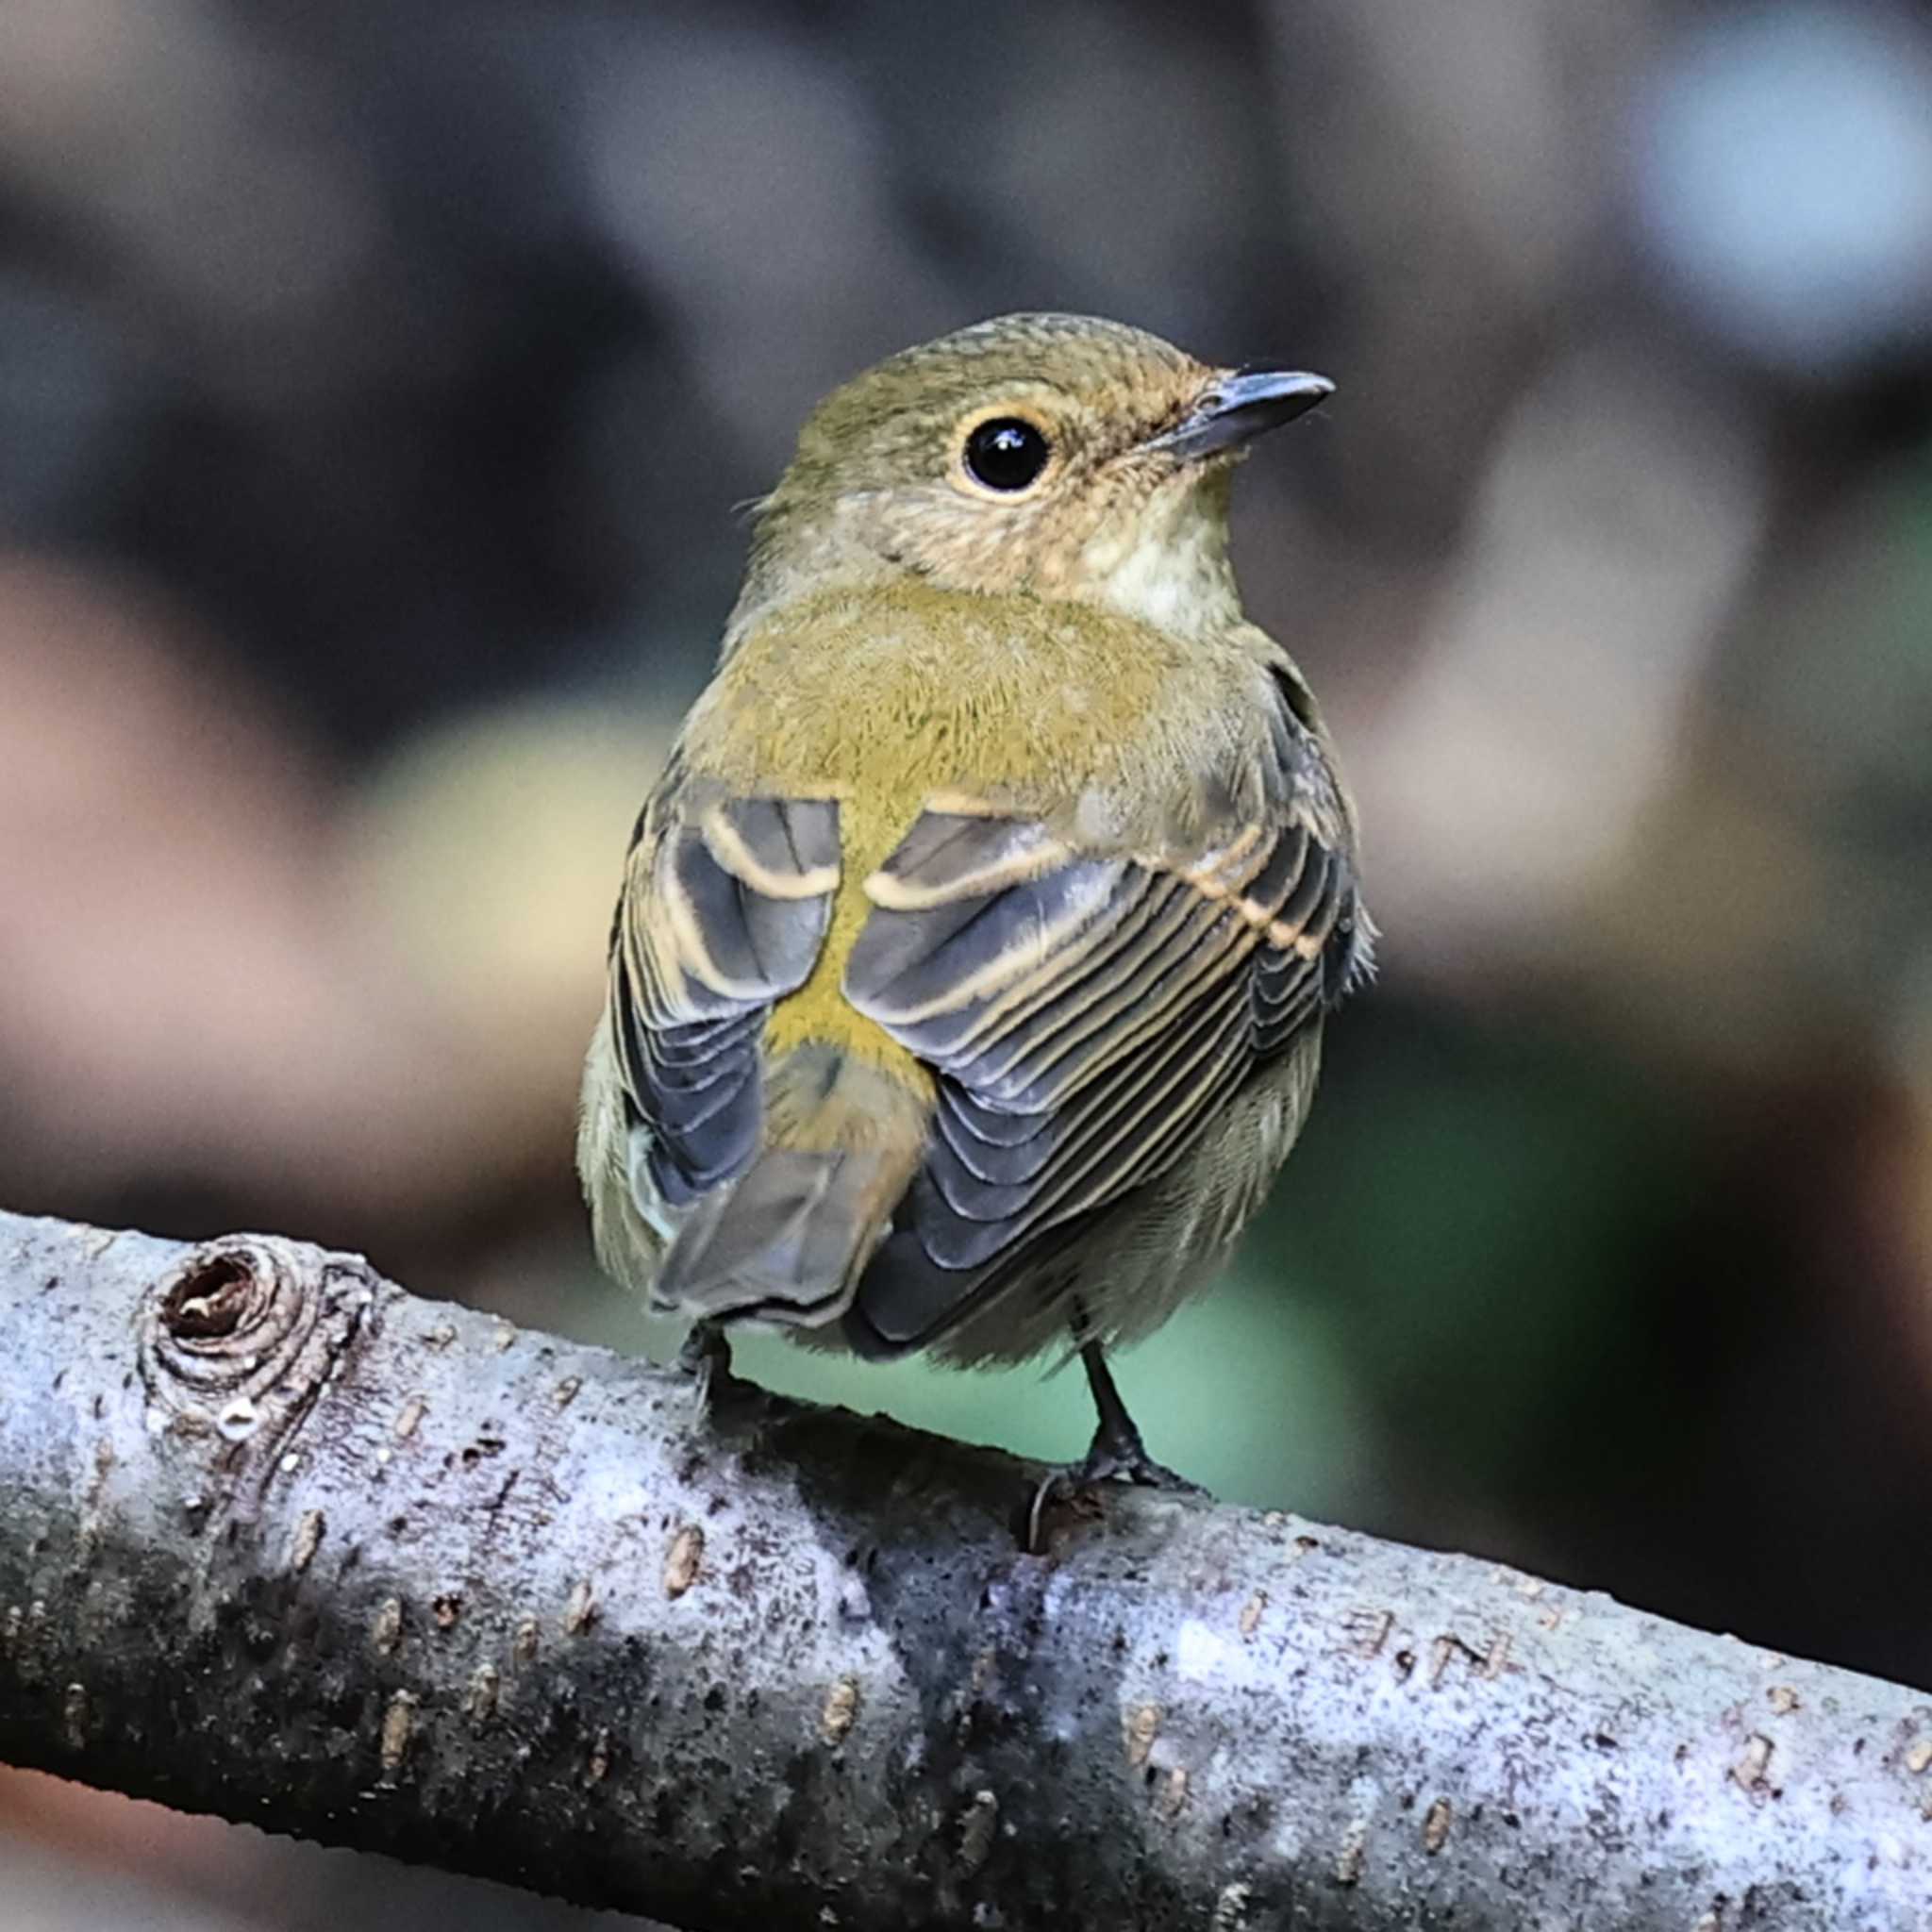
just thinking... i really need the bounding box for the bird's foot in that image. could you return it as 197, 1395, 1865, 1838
673, 1321, 736, 1415
1025, 1424, 1208, 1553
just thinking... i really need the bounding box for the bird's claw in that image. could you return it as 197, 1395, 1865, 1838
1024, 1437, 1208, 1552
673, 1321, 735, 1415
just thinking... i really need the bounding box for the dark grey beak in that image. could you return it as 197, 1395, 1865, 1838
1151, 365, 1335, 461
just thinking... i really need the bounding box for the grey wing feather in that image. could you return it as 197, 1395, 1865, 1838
609, 792, 840, 1209
842, 783, 1367, 1354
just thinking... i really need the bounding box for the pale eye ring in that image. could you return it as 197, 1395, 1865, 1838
962, 416, 1051, 491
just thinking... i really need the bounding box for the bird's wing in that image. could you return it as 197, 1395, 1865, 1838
608, 780, 841, 1210
842, 720, 1371, 1354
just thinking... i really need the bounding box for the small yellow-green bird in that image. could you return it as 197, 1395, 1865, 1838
579, 312, 1371, 1515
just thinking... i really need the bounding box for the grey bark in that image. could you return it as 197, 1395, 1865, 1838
1, 1208, 1928, 1931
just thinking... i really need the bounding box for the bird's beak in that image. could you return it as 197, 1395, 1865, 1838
1149, 365, 1335, 461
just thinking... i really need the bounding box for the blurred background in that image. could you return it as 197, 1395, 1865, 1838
3, 0, 1930, 1924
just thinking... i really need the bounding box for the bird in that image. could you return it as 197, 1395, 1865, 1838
577, 311, 1372, 1530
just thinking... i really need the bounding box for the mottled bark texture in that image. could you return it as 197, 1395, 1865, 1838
1, 1210, 1929, 1930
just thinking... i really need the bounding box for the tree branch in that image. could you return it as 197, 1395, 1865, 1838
1, 1208, 1927, 1929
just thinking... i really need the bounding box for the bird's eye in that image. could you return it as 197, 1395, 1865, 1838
962, 417, 1051, 491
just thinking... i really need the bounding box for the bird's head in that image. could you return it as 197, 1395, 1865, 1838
740, 312, 1331, 637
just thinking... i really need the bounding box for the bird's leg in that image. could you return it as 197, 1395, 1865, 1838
1026, 1313, 1206, 1550
674, 1318, 735, 1413
1072, 1341, 1196, 1489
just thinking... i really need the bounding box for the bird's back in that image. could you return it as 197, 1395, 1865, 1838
684, 580, 1280, 1074
583, 576, 1365, 1358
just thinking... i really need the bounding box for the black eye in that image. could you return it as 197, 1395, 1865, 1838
963, 417, 1051, 491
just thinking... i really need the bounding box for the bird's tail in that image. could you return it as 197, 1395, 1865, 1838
651, 1043, 928, 1327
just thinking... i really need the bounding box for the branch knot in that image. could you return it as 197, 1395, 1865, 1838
139, 1236, 378, 1472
